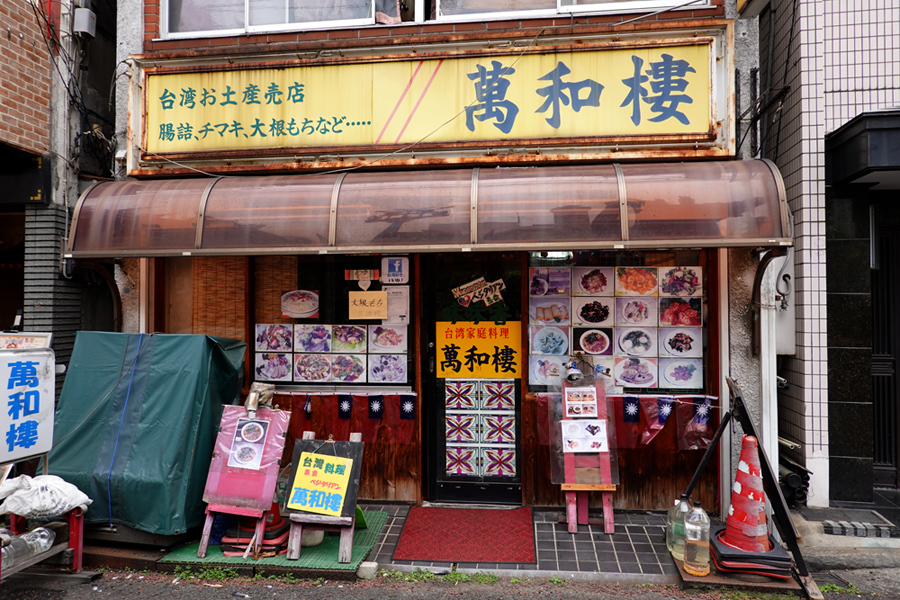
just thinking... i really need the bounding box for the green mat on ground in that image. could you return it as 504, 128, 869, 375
160, 511, 386, 571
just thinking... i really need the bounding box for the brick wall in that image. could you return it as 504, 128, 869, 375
0, 1, 52, 155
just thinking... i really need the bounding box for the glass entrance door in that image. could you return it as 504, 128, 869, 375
422, 253, 523, 504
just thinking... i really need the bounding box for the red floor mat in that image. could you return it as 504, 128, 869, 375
393, 506, 535, 563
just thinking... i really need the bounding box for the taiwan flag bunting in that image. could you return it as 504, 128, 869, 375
338, 394, 353, 419
675, 395, 716, 450
331, 394, 352, 440
640, 395, 674, 445
359, 393, 384, 443
613, 395, 642, 449
400, 395, 416, 420
368, 394, 384, 420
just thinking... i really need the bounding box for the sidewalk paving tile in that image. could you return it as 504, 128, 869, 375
362, 503, 677, 580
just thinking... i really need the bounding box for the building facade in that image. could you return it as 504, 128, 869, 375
5, 0, 119, 397
1, 1, 54, 334
749, 0, 900, 508
52, 0, 803, 513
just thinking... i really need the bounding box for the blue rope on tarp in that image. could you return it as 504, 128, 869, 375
106, 332, 144, 528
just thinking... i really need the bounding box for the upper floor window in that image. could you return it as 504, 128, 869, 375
166, 0, 401, 36
164, 0, 706, 38
436, 0, 697, 20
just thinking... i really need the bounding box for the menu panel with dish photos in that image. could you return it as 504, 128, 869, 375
528, 265, 704, 392
254, 322, 409, 385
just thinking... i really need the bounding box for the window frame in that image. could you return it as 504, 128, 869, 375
159, 0, 713, 40
556, 0, 701, 17
434, 0, 709, 22
433, 1, 555, 22
161, 0, 376, 40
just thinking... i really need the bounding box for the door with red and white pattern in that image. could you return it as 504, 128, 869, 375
423, 253, 523, 504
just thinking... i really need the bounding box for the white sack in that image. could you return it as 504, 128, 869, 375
0, 475, 92, 518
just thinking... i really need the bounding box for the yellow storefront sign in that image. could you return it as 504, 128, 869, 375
286, 452, 353, 516
436, 321, 521, 379
145, 44, 711, 154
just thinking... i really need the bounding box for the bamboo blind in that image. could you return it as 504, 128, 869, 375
253, 255, 298, 324
191, 256, 249, 342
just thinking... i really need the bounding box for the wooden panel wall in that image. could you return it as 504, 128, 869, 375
271, 392, 418, 503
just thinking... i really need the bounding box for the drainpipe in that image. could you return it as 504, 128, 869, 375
752, 246, 788, 541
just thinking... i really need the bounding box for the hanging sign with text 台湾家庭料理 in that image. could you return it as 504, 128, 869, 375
436, 321, 521, 379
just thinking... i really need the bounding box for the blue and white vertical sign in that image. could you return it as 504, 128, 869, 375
1, 349, 55, 463
381, 257, 409, 284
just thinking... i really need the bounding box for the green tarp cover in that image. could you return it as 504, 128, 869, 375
48, 332, 246, 536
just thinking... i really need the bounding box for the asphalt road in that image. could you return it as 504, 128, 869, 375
0, 568, 897, 600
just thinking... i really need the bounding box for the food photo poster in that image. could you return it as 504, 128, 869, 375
227, 418, 270, 470
564, 387, 599, 418
562, 419, 609, 453
281, 289, 319, 319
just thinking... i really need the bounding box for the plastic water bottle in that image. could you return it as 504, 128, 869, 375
665, 494, 687, 553
0, 527, 56, 571
670, 495, 691, 561
664, 497, 677, 553
683, 501, 710, 576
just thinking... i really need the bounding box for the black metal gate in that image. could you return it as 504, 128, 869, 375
873, 230, 899, 487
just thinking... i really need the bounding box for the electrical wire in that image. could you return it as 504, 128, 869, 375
107, 59, 132, 110
28, 0, 115, 180
612, 0, 707, 27
770, 0, 800, 164
27, 0, 87, 114
735, 85, 787, 156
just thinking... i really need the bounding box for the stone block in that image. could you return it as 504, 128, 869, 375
838, 521, 853, 536
357, 561, 378, 580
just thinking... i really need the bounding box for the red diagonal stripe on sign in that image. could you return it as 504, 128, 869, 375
376, 60, 424, 144
394, 60, 444, 144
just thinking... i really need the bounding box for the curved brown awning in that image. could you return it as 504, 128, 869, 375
68, 160, 791, 257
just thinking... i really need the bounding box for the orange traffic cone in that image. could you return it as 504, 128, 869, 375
722, 435, 772, 552
266, 501, 284, 528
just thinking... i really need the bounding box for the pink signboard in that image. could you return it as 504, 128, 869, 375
203, 405, 291, 511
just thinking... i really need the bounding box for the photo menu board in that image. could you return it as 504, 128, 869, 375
254, 323, 408, 384
528, 266, 704, 391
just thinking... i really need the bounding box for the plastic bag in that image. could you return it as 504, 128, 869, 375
0, 476, 27, 501
0, 475, 92, 518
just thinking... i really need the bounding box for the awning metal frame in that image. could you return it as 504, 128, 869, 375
67, 159, 792, 259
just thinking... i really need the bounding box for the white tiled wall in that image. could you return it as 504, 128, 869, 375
824, 0, 900, 133
763, 0, 900, 507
